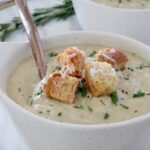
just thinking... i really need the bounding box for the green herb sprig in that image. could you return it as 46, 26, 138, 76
110, 91, 119, 106
127, 67, 134, 72
133, 90, 150, 98
118, 0, 122, 3
137, 64, 150, 69
100, 100, 105, 106
89, 50, 97, 57
78, 80, 87, 97
57, 112, 63, 116
35, 88, 43, 96
55, 66, 62, 71
0, 0, 74, 41
133, 90, 145, 98
120, 104, 129, 109
73, 105, 84, 109
48, 51, 58, 57
87, 106, 93, 112
104, 113, 110, 119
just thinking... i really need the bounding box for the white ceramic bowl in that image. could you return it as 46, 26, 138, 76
72, 0, 150, 45
0, 32, 150, 150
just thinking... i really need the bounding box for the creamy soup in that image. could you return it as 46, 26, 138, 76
92, 0, 150, 9
7, 45, 150, 125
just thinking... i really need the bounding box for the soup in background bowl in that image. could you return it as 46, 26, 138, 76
92, 0, 150, 9
0, 32, 150, 150
72, 0, 150, 45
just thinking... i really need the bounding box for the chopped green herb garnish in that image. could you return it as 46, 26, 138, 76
36, 88, 43, 96
120, 104, 129, 109
57, 112, 62, 116
137, 64, 150, 69
73, 105, 84, 109
133, 90, 145, 98
88, 106, 93, 112
104, 113, 110, 119
89, 50, 97, 57
124, 77, 129, 80
55, 66, 61, 70
30, 99, 33, 105
128, 67, 134, 72
134, 110, 138, 113
48, 51, 57, 57
47, 110, 50, 113
100, 100, 105, 106
78, 83, 87, 97
80, 87, 87, 97
118, 0, 122, 3
18, 87, 21, 92
110, 91, 119, 106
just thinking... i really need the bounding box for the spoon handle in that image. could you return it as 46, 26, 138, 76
0, 0, 15, 10
15, 0, 47, 79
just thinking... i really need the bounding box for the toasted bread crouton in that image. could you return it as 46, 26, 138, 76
96, 48, 128, 70
56, 47, 85, 78
44, 73, 80, 104
85, 61, 119, 97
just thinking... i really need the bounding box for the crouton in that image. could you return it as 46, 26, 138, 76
96, 48, 128, 70
85, 61, 119, 97
44, 73, 80, 104
56, 47, 85, 78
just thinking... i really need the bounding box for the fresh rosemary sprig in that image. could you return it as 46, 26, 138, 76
0, 0, 75, 41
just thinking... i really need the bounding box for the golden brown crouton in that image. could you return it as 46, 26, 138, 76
44, 73, 80, 104
85, 61, 119, 97
96, 48, 128, 70
56, 47, 85, 78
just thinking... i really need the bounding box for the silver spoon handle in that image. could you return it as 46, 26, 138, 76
15, 0, 47, 79
0, 1, 15, 10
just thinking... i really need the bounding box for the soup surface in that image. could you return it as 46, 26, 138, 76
92, 0, 150, 9
7, 45, 150, 125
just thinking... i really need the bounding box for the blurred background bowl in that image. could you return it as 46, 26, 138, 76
72, 0, 150, 45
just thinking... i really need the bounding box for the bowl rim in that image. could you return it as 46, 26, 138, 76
78, 0, 150, 12
1, 31, 150, 130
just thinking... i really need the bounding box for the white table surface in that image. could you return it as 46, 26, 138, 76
0, 0, 81, 149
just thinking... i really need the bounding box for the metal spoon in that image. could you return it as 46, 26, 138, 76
0, 0, 15, 10
15, 0, 47, 79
